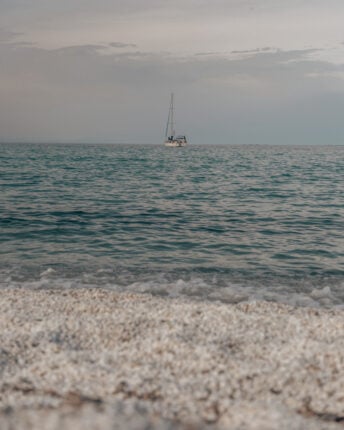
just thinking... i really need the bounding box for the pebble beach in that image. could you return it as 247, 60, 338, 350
0, 288, 343, 429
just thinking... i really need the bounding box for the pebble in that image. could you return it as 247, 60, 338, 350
0, 288, 343, 429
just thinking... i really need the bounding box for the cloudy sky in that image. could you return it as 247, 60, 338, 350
1, 0, 344, 144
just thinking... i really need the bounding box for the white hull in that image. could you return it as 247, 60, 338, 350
164, 140, 187, 147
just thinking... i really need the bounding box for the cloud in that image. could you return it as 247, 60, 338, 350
53, 44, 107, 55
194, 52, 222, 57
0, 43, 341, 97
0, 28, 24, 43
231, 47, 273, 55
109, 42, 137, 49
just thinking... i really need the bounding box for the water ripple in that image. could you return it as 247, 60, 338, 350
0, 143, 343, 306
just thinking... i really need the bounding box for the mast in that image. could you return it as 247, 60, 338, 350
170, 93, 175, 137
165, 93, 175, 139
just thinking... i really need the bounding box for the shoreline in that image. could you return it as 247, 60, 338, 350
0, 288, 343, 429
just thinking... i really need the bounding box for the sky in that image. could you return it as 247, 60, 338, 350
1, 0, 344, 144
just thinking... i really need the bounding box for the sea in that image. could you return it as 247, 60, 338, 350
1, 143, 343, 308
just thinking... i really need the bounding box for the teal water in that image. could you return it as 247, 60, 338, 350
1, 143, 343, 307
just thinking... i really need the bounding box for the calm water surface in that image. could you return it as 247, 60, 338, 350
1, 143, 343, 307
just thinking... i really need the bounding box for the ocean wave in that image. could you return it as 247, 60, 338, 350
1, 266, 343, 309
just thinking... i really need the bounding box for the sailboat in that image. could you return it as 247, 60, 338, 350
164, 93, 188, 147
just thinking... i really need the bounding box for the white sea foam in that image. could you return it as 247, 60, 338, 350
39, 268, 56, 278
310, 286, 332, 299
0, 268, 343, 308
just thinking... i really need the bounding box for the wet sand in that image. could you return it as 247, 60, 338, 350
0, 288, 343, 429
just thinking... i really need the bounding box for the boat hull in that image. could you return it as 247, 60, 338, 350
164, 140, 187, 147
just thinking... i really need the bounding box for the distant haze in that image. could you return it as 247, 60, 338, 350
1, 0, 344, 144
